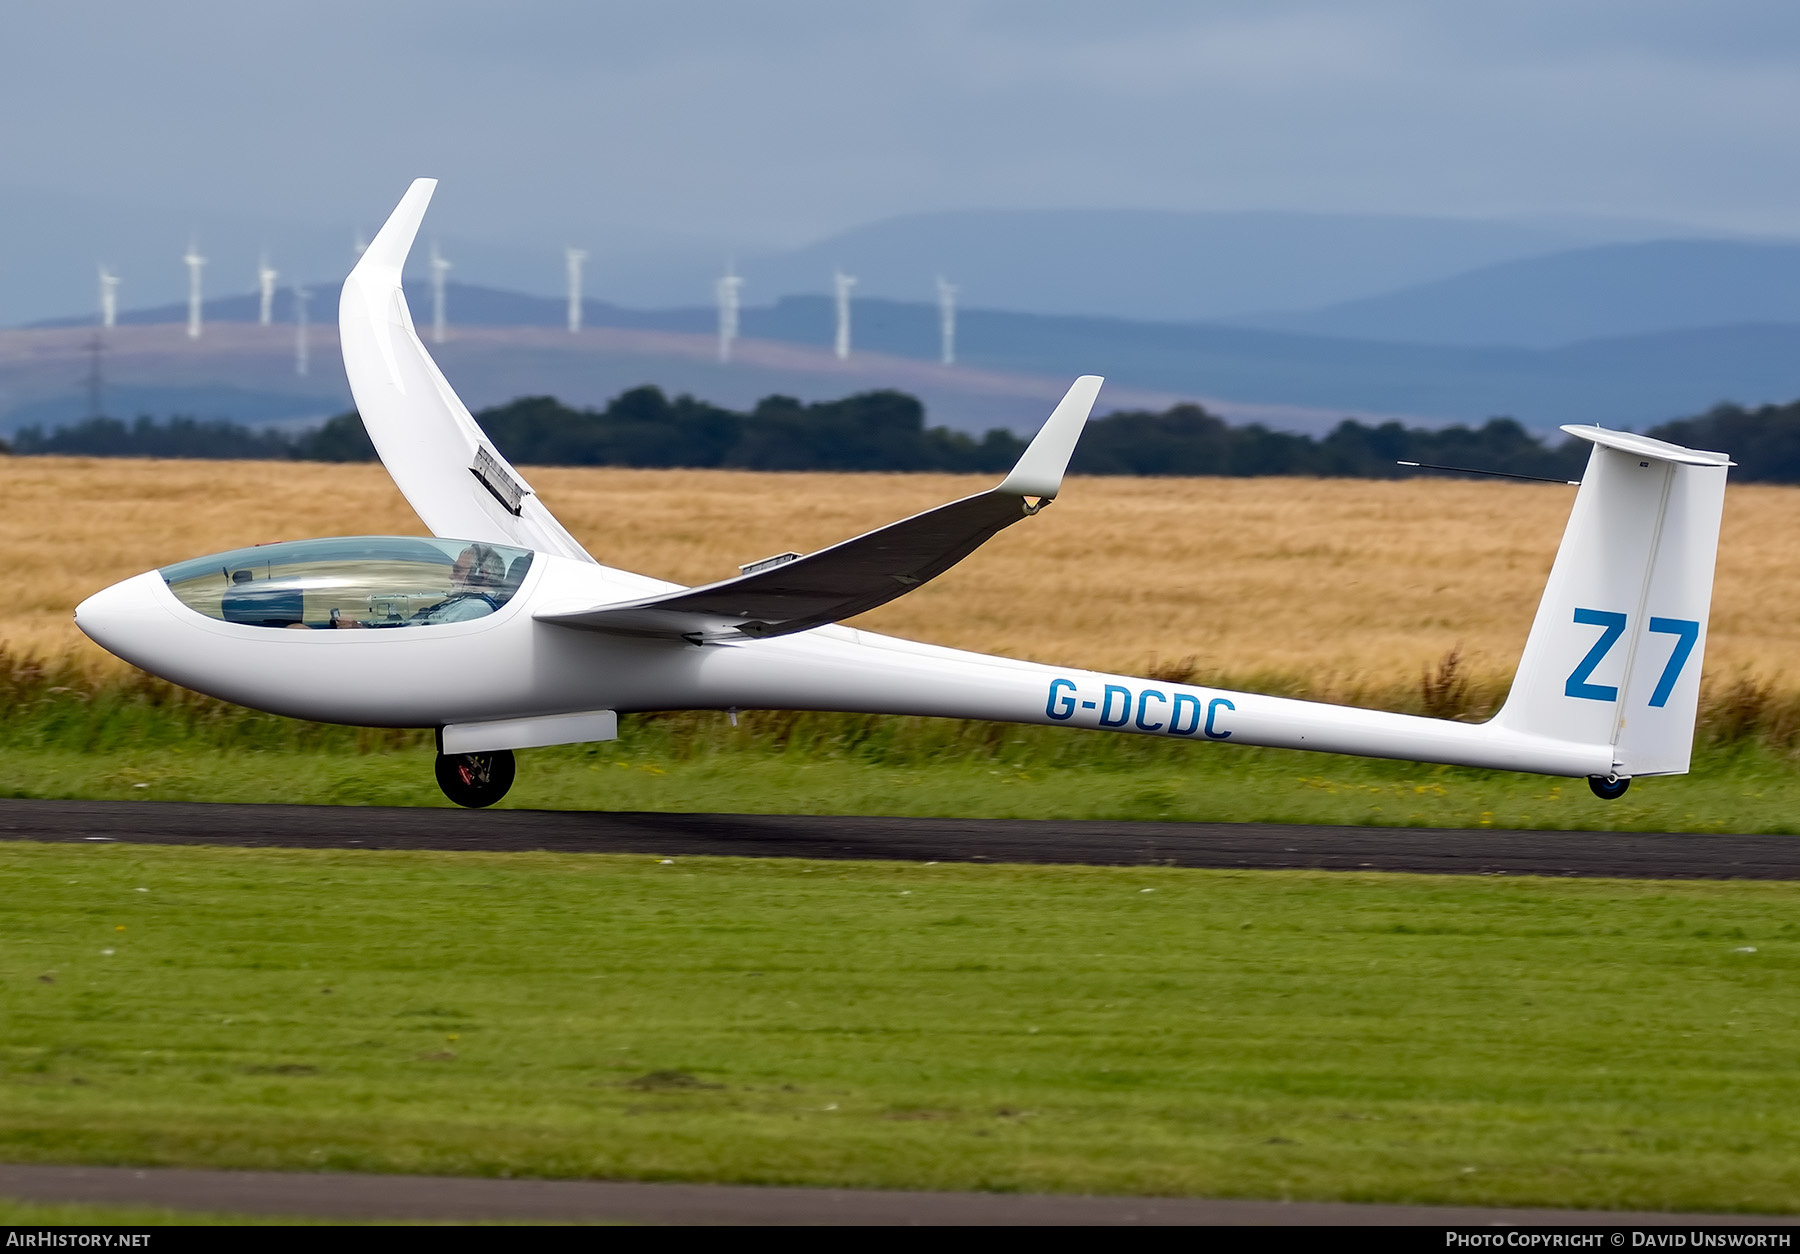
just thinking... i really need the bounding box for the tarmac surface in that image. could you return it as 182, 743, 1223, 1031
0, 797, 1796, 880
0, 1163, 1794, 1226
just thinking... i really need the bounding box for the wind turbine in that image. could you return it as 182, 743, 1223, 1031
293, 285, 311, 376
565, 247, 587, 333
97, 265, 120, 329
183, 241, 206, 339
832, 268, 856, 360
716, 263, 743, 364
936, 275, 957, 366
428, 241, 450, 344
257, 254, 280, 326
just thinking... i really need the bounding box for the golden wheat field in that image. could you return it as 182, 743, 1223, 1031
6, 456, 1799, 694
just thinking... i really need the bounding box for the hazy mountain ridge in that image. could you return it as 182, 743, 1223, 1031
730, 208, 1635, 323
19, 281, 1800, 433
2, 185, 1694, 329
1249, 239, 1800, 347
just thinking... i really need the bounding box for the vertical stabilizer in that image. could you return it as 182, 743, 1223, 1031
1494, 427, 1732, 777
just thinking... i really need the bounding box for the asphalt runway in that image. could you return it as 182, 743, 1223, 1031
0, 798, 1796, 879
0, 1163, 1793, 1226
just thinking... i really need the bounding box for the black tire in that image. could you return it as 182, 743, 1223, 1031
1588, 774, 1631, 801
435, 749, 516, 808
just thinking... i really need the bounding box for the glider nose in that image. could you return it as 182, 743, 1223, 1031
75, 571, 168, 659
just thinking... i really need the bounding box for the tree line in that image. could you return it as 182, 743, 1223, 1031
10, 387, 1797, 481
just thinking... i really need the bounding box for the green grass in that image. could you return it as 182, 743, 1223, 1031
3, 841, 1799, 1212
0, 1199, 329, 1225
5, 719, 1800, 834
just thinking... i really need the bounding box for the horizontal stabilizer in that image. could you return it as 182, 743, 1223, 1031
538, 376, 1104, 641
1560, 425, 1734, 468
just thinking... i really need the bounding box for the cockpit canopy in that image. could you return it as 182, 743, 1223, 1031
160, 536, 534, 630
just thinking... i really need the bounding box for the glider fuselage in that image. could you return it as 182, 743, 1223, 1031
75, 546, 1612, 779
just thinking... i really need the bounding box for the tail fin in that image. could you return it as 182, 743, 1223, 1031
1493, 426, 1732, 778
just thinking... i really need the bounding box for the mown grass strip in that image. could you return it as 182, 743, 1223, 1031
0, 1199, 338, 1226
3, 842, 1797, 1211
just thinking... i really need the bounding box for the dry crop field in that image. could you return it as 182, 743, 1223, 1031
6, 456, 1800, 696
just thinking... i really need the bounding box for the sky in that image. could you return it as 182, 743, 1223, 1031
7, 0, 1800, 256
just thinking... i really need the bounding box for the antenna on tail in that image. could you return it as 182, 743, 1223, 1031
1398, 460, 1579, 486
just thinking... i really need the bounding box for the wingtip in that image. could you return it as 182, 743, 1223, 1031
351, 178, 438, 283
996, 375, 1104, 499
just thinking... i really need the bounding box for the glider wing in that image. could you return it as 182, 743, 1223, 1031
537, 375, 1105, 641
340, 178, 596, 562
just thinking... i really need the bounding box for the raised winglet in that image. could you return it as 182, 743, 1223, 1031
998, 375, 1104, 499
357, 177, 435, 286
340, 179, 595, 563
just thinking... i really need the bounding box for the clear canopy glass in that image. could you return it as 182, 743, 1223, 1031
160, 536, 534, 630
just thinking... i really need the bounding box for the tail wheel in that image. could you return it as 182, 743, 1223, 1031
435, 749, 516, 808
1588, 774, 1630, 801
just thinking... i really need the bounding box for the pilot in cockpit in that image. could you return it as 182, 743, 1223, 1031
328, 542, 507, 629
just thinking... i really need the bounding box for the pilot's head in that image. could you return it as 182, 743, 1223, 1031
452, 544, 505, 588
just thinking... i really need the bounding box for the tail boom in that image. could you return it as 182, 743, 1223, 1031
676, 628, 1616, 777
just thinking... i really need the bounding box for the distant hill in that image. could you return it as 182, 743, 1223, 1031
0, 182, 569, 330
2, 385, 338, 433
0, 180, 1698, 329
735, 208, 1667, 323
0, 320, 1223, 440
1250, 240, 1800, 348
22, 283, 1800, 433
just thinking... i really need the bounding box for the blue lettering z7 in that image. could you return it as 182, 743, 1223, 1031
1647, 617, 1700, 708
1565, 608, 1627, 701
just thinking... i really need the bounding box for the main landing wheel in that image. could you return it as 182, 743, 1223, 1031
1588, 774, 1631, 801
436, 749, 516, 808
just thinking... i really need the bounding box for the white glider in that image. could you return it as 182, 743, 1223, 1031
76, 179, 1734, 806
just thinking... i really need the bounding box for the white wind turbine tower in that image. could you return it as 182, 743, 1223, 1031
183, 241, 206, 339
716, 263, 743, 364
293, 285, 311, 376
428, 241, 451, 344
565, 247, 588, 333
257, 254, 279, 326
97, 265, 120, 329
936, 275, 957, 366
832, 268, 857, 360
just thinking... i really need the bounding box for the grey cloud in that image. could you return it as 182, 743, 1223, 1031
4, 0, 1800, 253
